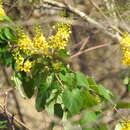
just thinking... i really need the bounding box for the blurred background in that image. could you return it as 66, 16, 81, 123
0, 0, 130, 129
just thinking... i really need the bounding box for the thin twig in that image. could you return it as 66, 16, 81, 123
68, 43, 110, 61
1, 65, 25, 124
3, 91, 15, 130
70, 37, 89, 51
43, 0, 121, 41
3, 91, 8, 112
55, 74, 64, 91
0, 88, 14, 96
88, 0, 109, 20
0, 104, 31, 130
79, 36, 90, 51
88, 0, 122, 35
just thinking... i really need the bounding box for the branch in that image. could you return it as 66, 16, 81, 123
43, 0, 121, 41
68, 43, 110, 61
0, 104, 31, 130
1, 65, 25, 125
0, 88, 14, 96
79, 36, 90, 51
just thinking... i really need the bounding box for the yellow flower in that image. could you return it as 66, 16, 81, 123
15, 55, 24, 70
120, 32, 130, 66
49, 23, 71, 50
13, 23, 72, 72
33, 33, 49, 55
115, 120, 130, 130
13, 51, 20, 58
13, 51, 32, 72
21, 60, 32, 72
16, 23, 71, 55
121, 33, 130, 49
0, 0, 6, 21
18, 33, 33, 51
121, 120, 130, 130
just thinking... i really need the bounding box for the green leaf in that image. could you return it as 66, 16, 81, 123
82, 91, 98, 108
51, 81, 61, 89
58, 49, 70, 57
35, 85, 49, 112
62, 88, 83, 115
128, 84, 130, 92
59, 73, 75, 87
97, 85, 112, 101
60, 66, 68, 74
80, 112, 99, 127
3, 27, 15, 40
47, 101, 55, 116
87, 76, 98, 91
0, 29, 7, 41
76, 72, 89, 88
0, 16, 13, 22
46, 89, 59, 106
33, 72, 46, 88
82, 128, 94, 130
3, 51, 13, 67
11, 74, 26, 98
0, 37, 5, 43
124, 77, 129, 85
0, 121, 7, 129
22, 77, 35, 98
35, 74, 54, 112
54, 103, 63, 119
46, 73, 54, 87
86, 76, 112, 101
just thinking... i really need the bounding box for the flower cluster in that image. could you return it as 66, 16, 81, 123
121, 120, 130, 130
13, 23, 71, 72
18, 32, 33, 51
0, 0, 6, 21
120, 32, 130, 66
13, 51, 32, 72
49, 23, 71, 49
33, 25, 49, 55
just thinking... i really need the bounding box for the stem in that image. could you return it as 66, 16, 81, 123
55, 74, 64, 91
